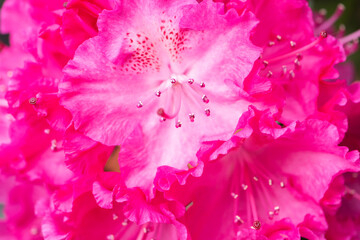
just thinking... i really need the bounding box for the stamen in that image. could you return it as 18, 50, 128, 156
340, 29, 360, 45
157, 108, 173, 119
289, 70, 295, 79
202, 95, 209, 103
252, 220, 261, 230
112, 213, 118, 220
276, 35, 282, 41
319, 8, 327, 17
242, 184, 248, 190
268, 41, 275, 47
315, 4, 345, 34
344, 39, 359, 55
29, 97, 37, 105
234, 215, 244, 225
338, 24, 346, 38
122, 219, 129, 226
253, 176, 259, 181
280, 181, 285, 188
265, 36, 325, 64
175, 120, 182, 128
274, 206, 280, 215
137, 101, 143, 108
320, 30, 328, 39
231, 192, 239, 199
189, 113, 195, 122
185, 201, 194, 211
51, 139, 57, 151
262, 60, 269, 68
266, 71, 273, 78
268, 179, 273, 186
44, 129, 50, 134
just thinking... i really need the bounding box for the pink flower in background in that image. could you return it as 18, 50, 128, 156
0, 0, 359, 239
165, 106, 359, 239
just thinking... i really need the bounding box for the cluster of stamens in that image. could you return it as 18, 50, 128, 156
136, 75, 211, 128
260, 30, 330, 81
230, 158, 287, 233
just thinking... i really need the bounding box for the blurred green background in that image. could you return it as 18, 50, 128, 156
311, 0, 360, 79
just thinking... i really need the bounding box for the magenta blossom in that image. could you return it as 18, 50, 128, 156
164, 106, 359, 239
60, 0, 261, 197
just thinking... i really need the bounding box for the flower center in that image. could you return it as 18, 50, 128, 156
137, 74, 211, 128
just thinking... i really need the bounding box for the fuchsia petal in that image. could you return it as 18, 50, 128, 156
41, 187, 188, 240
64, 125, 113, 177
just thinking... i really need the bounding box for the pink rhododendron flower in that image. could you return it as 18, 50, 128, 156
165, 106, 359, 239
60, 0, 261, 197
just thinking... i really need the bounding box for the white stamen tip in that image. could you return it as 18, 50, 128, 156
189, 113, 195, 122
202, 95, 209, 103
137, 101, 143, 108
268, 179, 273, 186
175, 120, 182, 128
231, 192, 239, 199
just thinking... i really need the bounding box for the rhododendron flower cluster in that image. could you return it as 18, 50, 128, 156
0, 0, 360, 239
